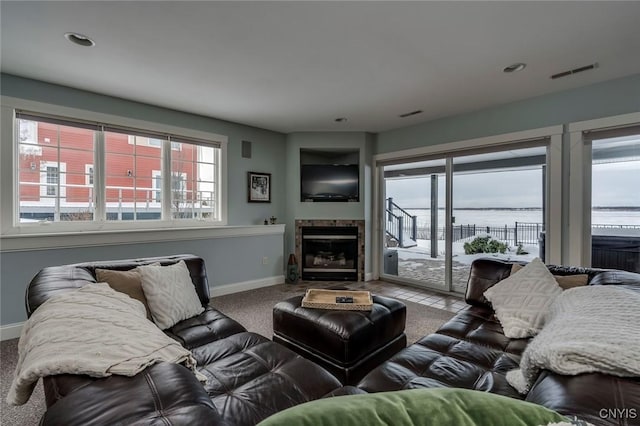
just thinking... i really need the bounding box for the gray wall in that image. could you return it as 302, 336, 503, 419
1, 74, 287, 326
376, 73, 640, 154
284, 132, 374, 274
0, 235, 284, 325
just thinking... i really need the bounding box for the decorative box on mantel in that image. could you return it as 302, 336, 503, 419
295, 219, 365, 281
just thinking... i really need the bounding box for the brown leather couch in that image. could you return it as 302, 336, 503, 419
357, 258, 640, 426
25, 255, 343, 426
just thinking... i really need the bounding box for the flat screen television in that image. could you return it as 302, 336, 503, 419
300, 164, 359, 202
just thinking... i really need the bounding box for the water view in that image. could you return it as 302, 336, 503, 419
405, 208, 640, 228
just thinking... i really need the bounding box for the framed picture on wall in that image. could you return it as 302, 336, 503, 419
248, 171, 271, 203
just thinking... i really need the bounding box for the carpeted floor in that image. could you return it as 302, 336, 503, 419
0, 281, 455, 426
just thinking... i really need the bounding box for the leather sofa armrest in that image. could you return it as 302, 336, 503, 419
464, 258, 515, 308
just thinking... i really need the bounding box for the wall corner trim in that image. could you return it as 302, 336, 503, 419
209, 275, 284, 298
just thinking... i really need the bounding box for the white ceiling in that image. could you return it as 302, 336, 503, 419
2, 1, 640, 134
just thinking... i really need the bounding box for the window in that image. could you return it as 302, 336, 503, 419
590, 134, 640, 272
14, 111, 225, 228
45, 165, 59, 196
152, 170, 162, 202
86, 164, 94, 185
170, 141, 219, 219
105, 130, 164, 221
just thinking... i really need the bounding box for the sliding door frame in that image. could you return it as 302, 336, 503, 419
373, 125, 563, 289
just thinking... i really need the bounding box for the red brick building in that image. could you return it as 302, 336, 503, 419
18, 120, 199, 220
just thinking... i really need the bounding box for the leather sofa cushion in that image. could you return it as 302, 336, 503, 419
465, 258, 615, 309
41, 362, 223, 426
164, 306, 247, 350
26, 255, 210, 317
273, 295, 406, 364
192, 331, 342, 426
358, 307, 527, 400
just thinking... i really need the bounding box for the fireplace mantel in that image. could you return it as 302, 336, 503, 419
295, 219, 365, 281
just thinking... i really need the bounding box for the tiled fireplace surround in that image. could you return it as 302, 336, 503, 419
295, 219, 365, 281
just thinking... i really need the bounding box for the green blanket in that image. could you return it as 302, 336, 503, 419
258, 388, 568, 426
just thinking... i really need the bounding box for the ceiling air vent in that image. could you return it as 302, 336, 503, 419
551, 63, 598, 80
399, 110, 423, 118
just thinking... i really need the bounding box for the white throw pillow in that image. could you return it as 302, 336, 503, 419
139, 260, 205, 329
483, 257, 561, 339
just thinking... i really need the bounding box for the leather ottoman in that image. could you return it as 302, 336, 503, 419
273, 294, 407, 385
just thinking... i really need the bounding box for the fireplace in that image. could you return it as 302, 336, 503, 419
301, 227, 358, 281
295, 219, 365, 281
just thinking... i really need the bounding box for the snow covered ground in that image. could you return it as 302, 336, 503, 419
395, 234, 539, 265
386, 234, 540, 289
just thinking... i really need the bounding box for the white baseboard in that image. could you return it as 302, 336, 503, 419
209, 275, 284, 297
1, 322, 24, 341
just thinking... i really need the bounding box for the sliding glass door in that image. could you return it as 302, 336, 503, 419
383, 159, 447, 290
380, 145, 547, 293
451, 147, 546, 292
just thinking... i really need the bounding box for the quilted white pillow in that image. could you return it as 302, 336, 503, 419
138, 260, 205, 330
484, 257, 561, 339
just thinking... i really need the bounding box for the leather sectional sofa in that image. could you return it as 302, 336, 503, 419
357, 258, 640, 426
25, 255, 640, 425
26, 255, 344, 425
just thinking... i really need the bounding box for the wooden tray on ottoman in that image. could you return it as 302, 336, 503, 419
301, 289, 373, 311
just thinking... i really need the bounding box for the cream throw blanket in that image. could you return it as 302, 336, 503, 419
7, 283, 200, 406
507, 285, 640, 394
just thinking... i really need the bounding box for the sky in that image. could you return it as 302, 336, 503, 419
386, 161, 640, 209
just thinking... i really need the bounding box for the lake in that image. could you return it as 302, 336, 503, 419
404, 208, 640, 228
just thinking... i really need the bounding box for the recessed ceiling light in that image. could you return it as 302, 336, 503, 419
334, 117, 347, 123
503, 63, 526, 73
64, 32, 95, 47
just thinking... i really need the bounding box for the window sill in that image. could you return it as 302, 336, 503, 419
0, 224, 285, 252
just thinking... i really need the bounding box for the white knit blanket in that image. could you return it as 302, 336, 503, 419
7, 283, 199, 406
507, 285, 640, 394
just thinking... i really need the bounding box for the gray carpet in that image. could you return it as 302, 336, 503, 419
0, 282, 454, 426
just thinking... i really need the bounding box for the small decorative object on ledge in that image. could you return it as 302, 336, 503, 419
264, 219, 269, 225
301, 289, 372, 311
286, 254, 299, 284
270, 216, 277, 225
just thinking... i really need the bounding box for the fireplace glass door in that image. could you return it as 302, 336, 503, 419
301, 227, 358, 280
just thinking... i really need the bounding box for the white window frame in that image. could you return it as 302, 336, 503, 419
1, 96, 229, 241
39, 161, 67, 199
567, 112, 640, 267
